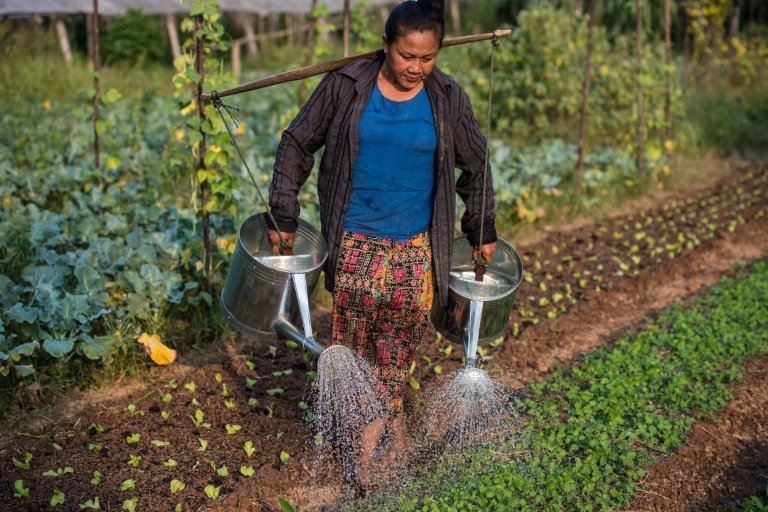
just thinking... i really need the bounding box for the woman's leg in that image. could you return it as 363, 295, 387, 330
331, 231, 434, 483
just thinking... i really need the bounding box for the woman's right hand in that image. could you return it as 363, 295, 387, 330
267, 229, 295, 256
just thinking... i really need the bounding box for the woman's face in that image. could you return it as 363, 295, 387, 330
381, 30, 441, 92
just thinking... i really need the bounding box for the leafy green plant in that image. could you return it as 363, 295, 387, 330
12, 452, 32, 470
50, 488, 65, 507
102, 9, 169, 65
13, 479, 29, 498
122, 497, 138, 512
79, 496, 100, 509
204, 484, 221, 499
169, 479, 186, 494
42, 467, 74, 477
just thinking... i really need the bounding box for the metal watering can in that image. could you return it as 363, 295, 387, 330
220, 212, 328, 356
431, 235, 524, 367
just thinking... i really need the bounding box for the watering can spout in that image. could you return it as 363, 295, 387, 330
273, 316, 327, 357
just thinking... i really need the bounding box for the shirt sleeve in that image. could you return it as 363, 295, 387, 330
453, 85, 497, 247
269, 72, 342, 232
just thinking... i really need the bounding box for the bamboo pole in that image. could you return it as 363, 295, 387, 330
195, 15, 213, 295
201, 29, 512, 102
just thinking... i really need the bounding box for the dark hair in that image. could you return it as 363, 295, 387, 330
384, 0, 446, 46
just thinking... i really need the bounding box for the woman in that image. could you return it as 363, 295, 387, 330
267, 0, 497, 485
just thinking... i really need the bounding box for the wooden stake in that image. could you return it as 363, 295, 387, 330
635, 0, 645, 176
166, 14, 180, 59
575, 0, 596, 193
54, 17, 72, 64
92, 0, 101, 171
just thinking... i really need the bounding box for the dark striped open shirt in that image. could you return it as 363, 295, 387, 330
269, 53, 496, 308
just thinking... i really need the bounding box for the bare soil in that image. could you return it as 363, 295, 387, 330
0, 164, 766, 512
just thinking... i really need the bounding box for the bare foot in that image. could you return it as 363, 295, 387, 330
378, 415, 412, 471
358, 418, 385, 488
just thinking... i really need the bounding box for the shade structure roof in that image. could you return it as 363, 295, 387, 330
0, 0, 393, 16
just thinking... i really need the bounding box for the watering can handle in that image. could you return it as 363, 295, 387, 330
474, 255, 487, 282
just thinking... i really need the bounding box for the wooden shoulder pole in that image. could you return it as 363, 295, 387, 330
201, 29, 511, 102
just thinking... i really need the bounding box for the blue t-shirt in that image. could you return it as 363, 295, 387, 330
343, 84, 436, 241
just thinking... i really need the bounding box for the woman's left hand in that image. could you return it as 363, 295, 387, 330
472, 242, 497, 266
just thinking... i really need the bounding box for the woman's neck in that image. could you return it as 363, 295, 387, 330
377, 66, 424, 101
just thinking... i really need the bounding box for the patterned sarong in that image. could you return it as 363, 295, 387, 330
332, 231, 434, 409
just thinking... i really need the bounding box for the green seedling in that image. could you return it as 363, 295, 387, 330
489, 336, 505, 348
313, 434, 324, 446
122, 497, 138, 512
214, 372, 223, 383
248, 398, 259, 407
306, 370, 318, 380
266, 405, 274, 418
184, 381, 197, 392
191, 409, 210, 428
169, 479, 185, 494
220, 383, 230, 397
120, 479, 135, 491
91, 471, 101, 485
439, 345, 453, 356
88, 423, 104, 434
124, 404, 142, 417
165, 379, 178, 389
79, 496, 100, 509
245, 377, 258, 389
175, 503, 182, 512
161, 393, 173, 403
272, 369, 293, 377
244, 440, 256, 457
266, 388, 284, 396
198, 438, 208, 452
267, 345, 278, 358
50, 489, 65, 507
163, 459, 177, 468
151, 439, 170, 447
191, 397, 201, 406
224, 399, 236, 409
13, 479, 29, 498
125, 433, 140, 444
43, 467, 74, 477
204, 484, 221, 499
245, 360, 256, 370
279, 451, 291, 464
88, 443, 102, 452
161, 411, 171, 421
285, 340, 300, 349
127, 455, 141, 467
216, 466, 229, 477
240, 465, 255, 477
225, 424, 241, 435
279, 497, 296, 512
53, 443, 63, 451
13, 452, 33, 470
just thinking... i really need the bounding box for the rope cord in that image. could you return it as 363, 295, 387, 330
475, 34, 500, 270
210, 92, 292, 250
